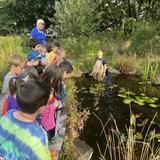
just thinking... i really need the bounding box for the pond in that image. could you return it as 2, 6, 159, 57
76, 75, 160, 160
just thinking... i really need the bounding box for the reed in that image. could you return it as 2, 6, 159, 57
93, 112, 160, 160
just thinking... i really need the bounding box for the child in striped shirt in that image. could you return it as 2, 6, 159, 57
0, 79, 51, 160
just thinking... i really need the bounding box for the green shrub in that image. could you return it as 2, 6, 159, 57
129, 21, 158, 55
112, 54, 140, 74
54, 0, 99, 38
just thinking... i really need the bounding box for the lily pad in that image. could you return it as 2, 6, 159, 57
125, 91, 136, 95
152, 97, 158, 101
149, 104, 158, 108
140, 93, 146, 96
123, 98, 133, 104
117, 94, 127, 98
118, 87, 126, 93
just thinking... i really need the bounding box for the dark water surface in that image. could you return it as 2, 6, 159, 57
75, 75, 160, 160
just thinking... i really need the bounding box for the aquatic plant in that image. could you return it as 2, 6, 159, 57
117, 87, 159, 108
60, 79, 90, 159
94, 112, 160, 160
142, 59, 159, 81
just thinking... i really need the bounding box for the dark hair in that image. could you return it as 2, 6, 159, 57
16, 79, 50, 114
9, 72, 37, 95
29, 39, 41, 49
41, 64, 63, 97
59, 60, 73, 74
53, 42, 60, 48
45, 42, 53, 53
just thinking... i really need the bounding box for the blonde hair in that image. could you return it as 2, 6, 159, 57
8, 54, 26, 68
97, 50, 103, 58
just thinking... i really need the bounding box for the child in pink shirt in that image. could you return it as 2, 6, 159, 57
40, 64, 63, 141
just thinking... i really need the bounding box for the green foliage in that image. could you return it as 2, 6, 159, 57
60, 36, 101, 71
117, 86, 159, 108
0, 0, 55, 35
95, 112, 160, 160
0, 36, 24, 82
129, 21, 158, 55
54, 0, 99, 38
142, 59, 159, 81
112, 54, 140, 74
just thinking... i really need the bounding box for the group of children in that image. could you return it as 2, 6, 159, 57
0, 39, 73, 159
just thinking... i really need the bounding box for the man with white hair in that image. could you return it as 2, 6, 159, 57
30, 19, 46, 45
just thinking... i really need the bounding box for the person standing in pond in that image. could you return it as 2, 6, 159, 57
30, 19, 46, 45
91, 50, 108, 81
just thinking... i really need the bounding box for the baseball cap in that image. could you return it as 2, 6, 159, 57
37, 19, 45, 25
27, 50, 42, 61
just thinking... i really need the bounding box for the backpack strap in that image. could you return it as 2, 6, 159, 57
2, 96, 8, 116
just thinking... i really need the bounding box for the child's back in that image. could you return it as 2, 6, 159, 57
0, 109, 49, 160
0, 79, 51, 160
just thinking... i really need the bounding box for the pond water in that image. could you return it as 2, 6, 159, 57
76, 75, 160, 160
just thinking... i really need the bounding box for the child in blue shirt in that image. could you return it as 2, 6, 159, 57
0, 79, 51, 160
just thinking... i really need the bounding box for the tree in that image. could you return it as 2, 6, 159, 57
0, 0, 56, 35
53, 0, 99, 38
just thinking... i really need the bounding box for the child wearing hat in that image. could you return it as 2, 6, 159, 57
25, 50, 42, 77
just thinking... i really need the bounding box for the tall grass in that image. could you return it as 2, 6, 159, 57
0, 36, 24, 84
111, 54, 141, 74
93, 112, 160, 160
142, 59, 159, 81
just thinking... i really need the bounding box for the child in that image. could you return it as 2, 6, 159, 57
29, 38, 42, 53
56, 49, 67, 65
53, 60, 73, 138
2, 54, 26, 94
40, 64, 63, 141
0, 79, 51, 160
2, 72, 37, 116
25, 50, 42, 77
59, 60, 73, 80
91, 50, 108, 81
47, 42, 61, 64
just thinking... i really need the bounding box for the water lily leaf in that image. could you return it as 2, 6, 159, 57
108, 86, 114, 89
136, 132, 143, 140
145, 99, 156, 103
125, 91, 136, 95
149, 104, 158, 108
152, 97, 158, 101
138, 102, 145, 105
118, 94, 127, 98
135, 96, 145, 102
123, 98, 133, 104
118, 87, 126, 93
133, 99, 144, 105
112, 84, 118, 87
